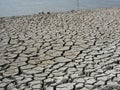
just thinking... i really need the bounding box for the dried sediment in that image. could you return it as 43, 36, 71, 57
0, 8, 120, 90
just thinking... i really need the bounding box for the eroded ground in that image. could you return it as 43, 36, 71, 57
0, 8, 120, 90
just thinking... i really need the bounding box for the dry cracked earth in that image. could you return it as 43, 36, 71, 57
0, 8, 120, 90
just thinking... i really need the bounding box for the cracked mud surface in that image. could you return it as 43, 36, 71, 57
0, 8, 120, 90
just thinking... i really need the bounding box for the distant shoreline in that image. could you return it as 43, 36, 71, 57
0, 7, 120, 18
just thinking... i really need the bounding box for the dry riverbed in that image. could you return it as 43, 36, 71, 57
0, 8, 120, 90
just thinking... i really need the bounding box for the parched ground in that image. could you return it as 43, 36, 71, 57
0, 8, 120, 90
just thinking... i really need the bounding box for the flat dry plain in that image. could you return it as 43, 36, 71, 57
0, 8, 120, 90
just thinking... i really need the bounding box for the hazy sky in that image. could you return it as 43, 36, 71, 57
0, 0, 120, 16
